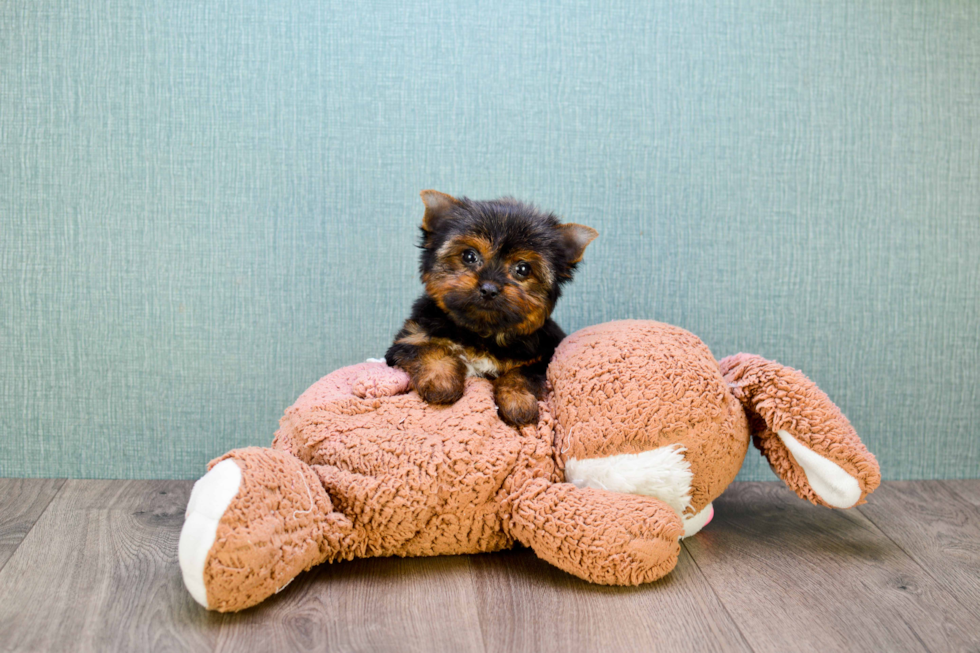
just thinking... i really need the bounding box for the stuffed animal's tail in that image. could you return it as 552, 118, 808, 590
719, 354, 880, 508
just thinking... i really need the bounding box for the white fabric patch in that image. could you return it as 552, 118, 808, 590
777, 430, 861, 508
681, 503, 714, 538
565, 444, 693, 518
365, 357, 386, 364
179, 459, 243, 609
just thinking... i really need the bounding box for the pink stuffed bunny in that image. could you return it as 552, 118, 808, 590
179, 320, 879, 612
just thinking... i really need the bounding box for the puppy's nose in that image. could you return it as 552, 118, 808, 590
479, 281, 501, 299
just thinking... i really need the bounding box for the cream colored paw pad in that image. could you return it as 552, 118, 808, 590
178, 459, 243, 609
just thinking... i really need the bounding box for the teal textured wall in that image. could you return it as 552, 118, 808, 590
2, 1, 978, 480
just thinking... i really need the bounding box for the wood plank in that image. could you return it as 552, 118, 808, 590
857, 481, 980, 616
944, 479, 980, 509
684, 482, 980, 653
215, 555, 486, 653
0, 480, 222, 653
0, 478, 64, 570
469, 544, 751, 653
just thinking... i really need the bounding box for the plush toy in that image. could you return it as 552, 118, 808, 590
179, 320, 880, 612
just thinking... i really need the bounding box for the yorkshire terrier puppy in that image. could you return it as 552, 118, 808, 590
385, 190, 598, 427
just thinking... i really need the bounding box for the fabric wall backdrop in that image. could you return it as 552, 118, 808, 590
2, 1, 978, 480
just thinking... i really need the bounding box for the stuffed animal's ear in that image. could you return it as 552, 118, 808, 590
718, 353, 881, 509
557, 223, 599, 264
420, 190, 461, 233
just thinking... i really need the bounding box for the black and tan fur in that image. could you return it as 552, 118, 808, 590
385, 190, 597, 426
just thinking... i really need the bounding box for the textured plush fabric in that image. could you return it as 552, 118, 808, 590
187, 320, 880, 611
2, 1, 979, 480
274, 363, 561, 559
719, 354, 881, 507
549, 321, 750, 513
204, 447, 348, 612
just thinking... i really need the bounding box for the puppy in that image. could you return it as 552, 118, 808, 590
385, 190, 597, 426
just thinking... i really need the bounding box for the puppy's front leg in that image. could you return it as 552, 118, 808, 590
493, 366, 545, 427
385, 341, 466, 405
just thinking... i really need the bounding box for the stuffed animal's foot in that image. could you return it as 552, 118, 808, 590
179, 447, 353, 612
180, 458, 242, 609
510, 480, 684, 585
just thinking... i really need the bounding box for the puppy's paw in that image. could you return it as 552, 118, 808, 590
495, 386, 540, 426
413, 357, 466, 405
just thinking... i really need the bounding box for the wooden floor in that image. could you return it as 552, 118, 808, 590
0, 480, 978, 652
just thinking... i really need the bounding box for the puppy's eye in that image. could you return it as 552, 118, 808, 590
461, 249, 479, 265
514, 262, 531, 278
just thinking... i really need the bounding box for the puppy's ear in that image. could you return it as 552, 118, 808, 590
420, 190, 461, 232
556, 223, 599, 264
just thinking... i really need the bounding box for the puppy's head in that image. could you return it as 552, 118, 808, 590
417, 190, 598, 339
